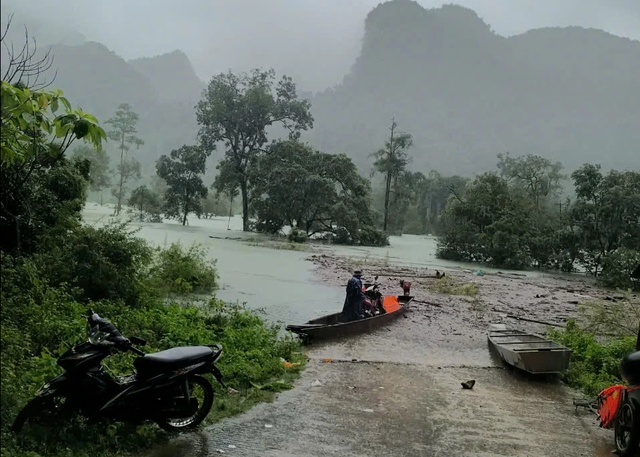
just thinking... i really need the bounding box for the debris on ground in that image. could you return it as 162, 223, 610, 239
461, 380, 476, 390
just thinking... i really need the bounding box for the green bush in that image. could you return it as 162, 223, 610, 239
598, 248, 640, 291
34, 222, 153, 306
1, 257, 302, 457
332, 226, 353, 245
548, 321, 636, 397
288, 228, 308, 243
147, 242, 219, 295
357, 226, 390, 247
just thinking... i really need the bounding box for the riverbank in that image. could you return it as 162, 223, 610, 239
145, 251, 615, 457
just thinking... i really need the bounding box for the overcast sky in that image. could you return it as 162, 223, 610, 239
3, 0, 639, 91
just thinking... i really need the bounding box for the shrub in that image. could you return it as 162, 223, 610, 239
1, 258, 302, 457
288, 228, 308, 243
598, 248, 640, 291
430, 276, 479, 297
34, 222, 153, 306
357, 226, 390, 247
548, 321, 636, 397
332, 226, 353, 245
147, 242, 218, 295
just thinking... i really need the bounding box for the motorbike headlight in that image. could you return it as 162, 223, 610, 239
88, 325, 111, 345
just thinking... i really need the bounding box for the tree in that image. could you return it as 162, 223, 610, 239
250, 140, 387, 245
497, 152, 565, 211
437, 173, 537, 269
72, 145, 110, 203
372, 118, 413, 231
156, 145, 210, 226
196, 68, 314, 231
569, 164, 640, 277
211, 159, 241, 228
0, 25, 106, 253
106, 103, 144, 215
128, 185, 162, 222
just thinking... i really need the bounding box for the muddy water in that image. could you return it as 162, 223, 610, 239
82, 203, 345, 324
83, 204, 612, 456
82, 203, 575, 325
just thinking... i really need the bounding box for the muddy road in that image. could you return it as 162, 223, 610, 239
145, 255, 614, 457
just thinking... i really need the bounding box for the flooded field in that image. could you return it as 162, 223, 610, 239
82, 203, 575, 325
84, 204, 613, 456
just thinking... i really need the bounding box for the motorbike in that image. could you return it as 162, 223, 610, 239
363, 275, 386, 317
614, 350, 640, 456
12, 310, 226, 433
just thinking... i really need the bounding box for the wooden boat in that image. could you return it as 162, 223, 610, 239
487, 324, 572, 374
285, 295, 413, 341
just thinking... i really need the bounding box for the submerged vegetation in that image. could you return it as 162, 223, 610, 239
429, 276, 479, 297
548, 295, 639, 396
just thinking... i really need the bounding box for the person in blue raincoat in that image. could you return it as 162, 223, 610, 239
342, 270, 366, 321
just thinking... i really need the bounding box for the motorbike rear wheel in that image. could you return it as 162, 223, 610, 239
615, 400, 640, 457
12, 398, 47, 433
156, 375, 214, 432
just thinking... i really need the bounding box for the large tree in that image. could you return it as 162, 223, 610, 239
372, 118, 413, 232
156, 145, 210, 226
128, 185, 162, 222
106, 103, 144, 215
196, 68, 313, 231
497, 152, 565, 211
570, 164, 640, 276
250, 140, 385, 245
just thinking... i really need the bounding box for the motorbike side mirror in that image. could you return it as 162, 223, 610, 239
129, 336, 147, 346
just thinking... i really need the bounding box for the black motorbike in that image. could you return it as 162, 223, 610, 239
615, 350, 640, 456
12, 310, 226, 433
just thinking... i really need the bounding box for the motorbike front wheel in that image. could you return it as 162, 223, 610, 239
11, 397, 53, 433
615, 400, 640, 457
156, 375, 214, 432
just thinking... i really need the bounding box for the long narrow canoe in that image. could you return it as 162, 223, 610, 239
488, 324, 572, 374
286, 295, 413, 341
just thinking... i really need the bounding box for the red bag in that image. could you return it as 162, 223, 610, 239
597, 385, 626, 429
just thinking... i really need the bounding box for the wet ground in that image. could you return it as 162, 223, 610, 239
142, 252, 616, 457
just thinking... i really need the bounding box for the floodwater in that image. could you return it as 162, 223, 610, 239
83, 204, 613, 456
82, 203, 563, 325
83, 203, 345, 325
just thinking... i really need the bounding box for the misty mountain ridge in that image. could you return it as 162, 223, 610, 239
3, 0, 638, 177
306, 1, 639, 175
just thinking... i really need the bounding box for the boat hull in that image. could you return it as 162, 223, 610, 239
487, 324, 572, 374
286, 295, 413, 341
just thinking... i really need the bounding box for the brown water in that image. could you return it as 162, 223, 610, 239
82, 203, 575, 325
84, 204, 612, 456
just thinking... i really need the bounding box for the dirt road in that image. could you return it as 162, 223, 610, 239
145, 256, 614, 457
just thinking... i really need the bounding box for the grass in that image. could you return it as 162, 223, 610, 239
430, 276, 479, 297
246, 239, 308, 251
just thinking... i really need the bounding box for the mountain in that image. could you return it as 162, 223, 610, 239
304, 1, 640, 175
3, 0, 638, 178
32, 42, 207, 175
130, 50, 205, 104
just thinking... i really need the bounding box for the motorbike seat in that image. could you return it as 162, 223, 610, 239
134, 346, 213, 376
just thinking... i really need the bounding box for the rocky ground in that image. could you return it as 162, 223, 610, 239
145, 255, 617, 457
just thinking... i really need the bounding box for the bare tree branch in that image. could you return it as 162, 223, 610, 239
1, 14, 56, 89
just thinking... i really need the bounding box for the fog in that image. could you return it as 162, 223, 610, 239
3, 0, 639, 91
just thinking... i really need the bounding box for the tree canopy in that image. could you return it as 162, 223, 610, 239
196, 68, 313, 231
106, 103, 144, 215
250, 140, 388, 246
156, 144, 210, 226
436, 155, 640, 289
